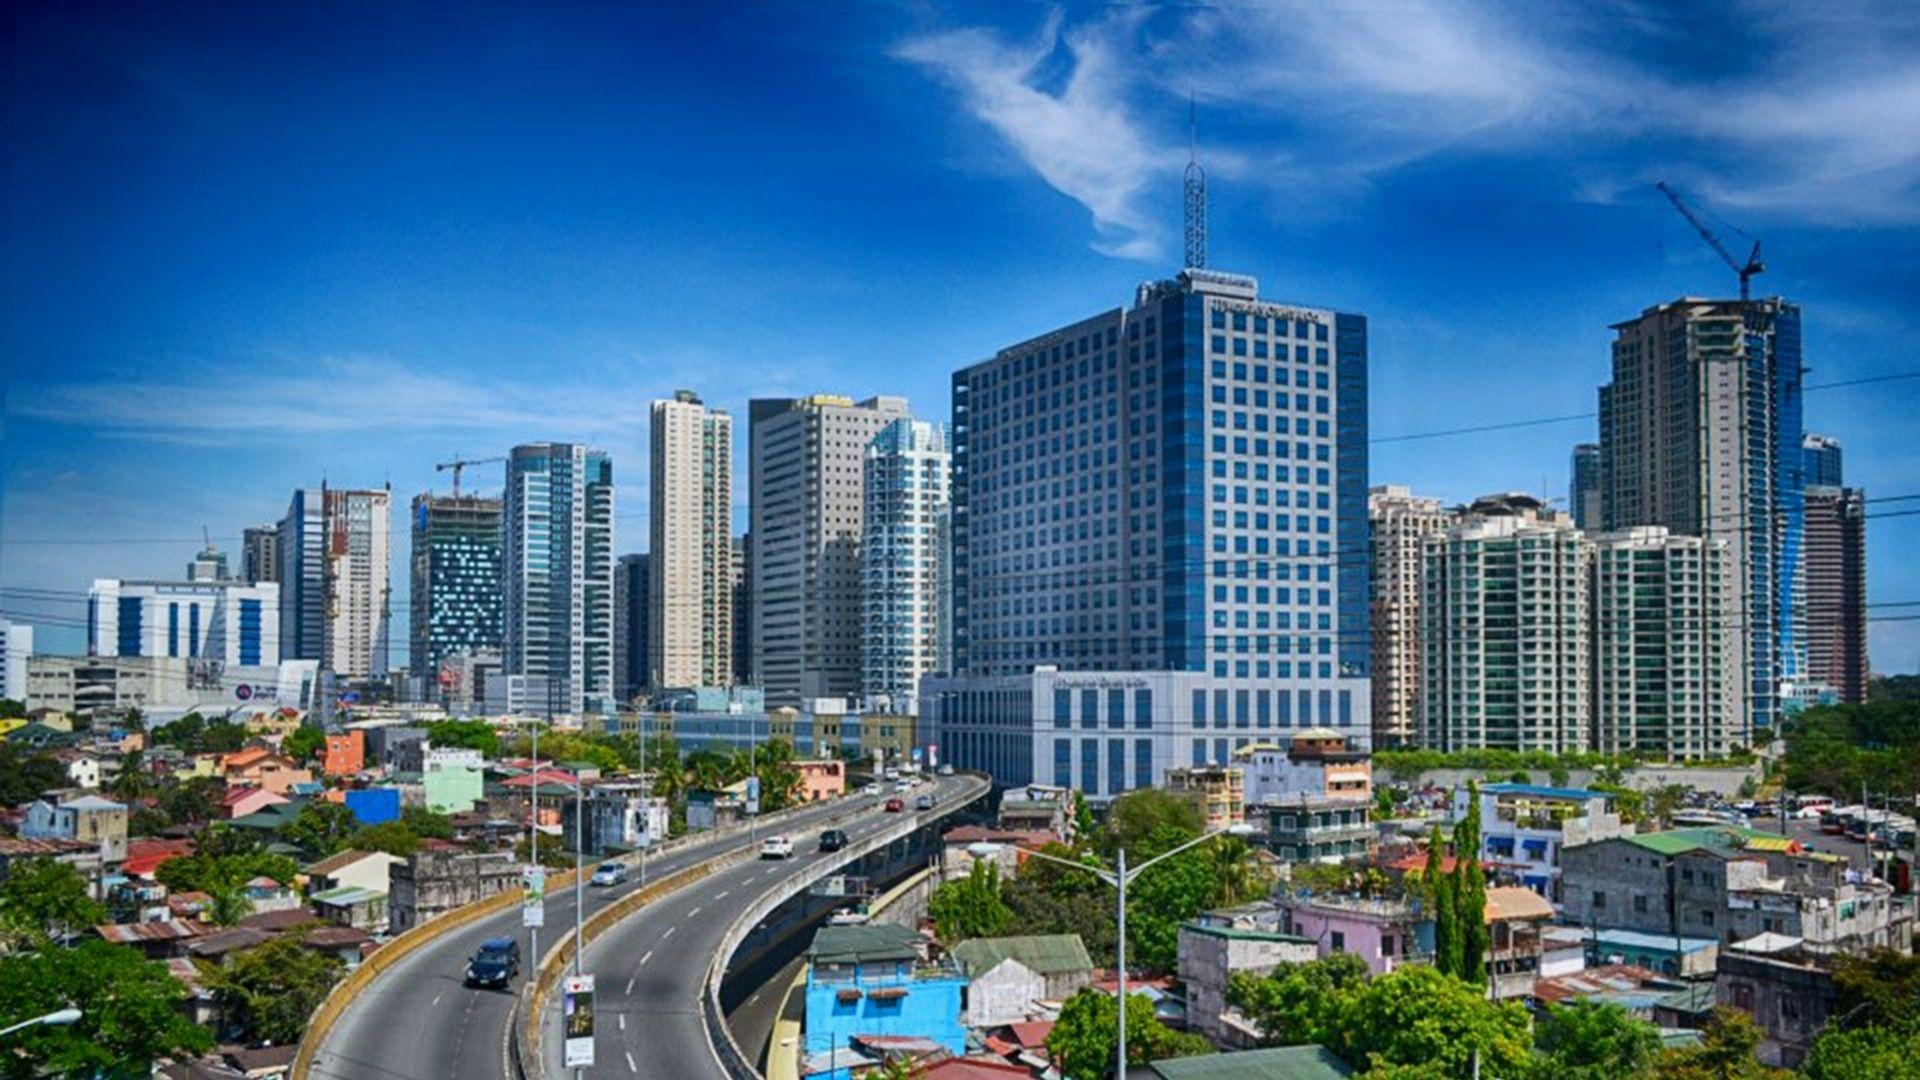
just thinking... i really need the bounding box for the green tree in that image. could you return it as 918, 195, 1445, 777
425, 719, 502, 758
1207, 836, 1272, 907
1653, 1008, 1792, 1080
1802, 1025, 1920, 1080
160, 774, 227, 828
0, 742, 66, 806
1532, 1000, 1661, 1080
0, 698, 24, 720
353, 820, 423, 858
156, 849, 299, 926
517, 831, 574, 869
1425, 825, 1460, 979
279, 798, 362, 858
1047, 987, 1211, 1080
1071, 789, 1098, 839
1832, 949, 1920, 1031
0, 940, 211, 1075
1125, 834, 1219, 971
402, 805, 455, 840
282, 724, 326, 762
1103, 789, 1202, 858
929, 859, 1015, 944
1451, 781, 1489, 986
0, 858, 106, 944
1003, 842, 1117, 966
198, 932, 344, 1044
1328, 965, 1531, 1078
1227, 953, 1370, 1046
1548, 764, 1572, 787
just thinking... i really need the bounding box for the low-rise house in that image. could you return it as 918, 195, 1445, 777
0, 835, 100, 886
217, 748, 312, 795
387, 849, 517, 932
312, 884, 389, 932
563, 781, 670, 856
1147, 1045, 1353, 1080
322, 730, 366, 776
54, 749, 103, 789
1561, 825, 1914, 957
1178, 919, 1317, 1046
243, 875, 300, 914
306, 849, 403, 895
795, 759, 846, 803
951, 934, 1094, 1027
422, 750, 484, 813
1277, 892, 1429, 975
1454, 783, 1631, 905
939, 826, 1056, 879
1238, 729, 1371, 806
20, 792, 128, 865
1714, 935, 1836, 1068
1484, 885, 1554, 1001
996, 784, 1073, 840
1532, 964, 1690, 1022
303, 924, 375, 968
222, 786, 288, 821
1164, 766, 1245, 831
1584, 928, 1720, 979
95, 918, 213, 958
802, 923, 965, 1080
1265, 795, 1371, 864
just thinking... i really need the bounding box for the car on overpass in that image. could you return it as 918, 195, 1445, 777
760, 836, 795, 859
464, 936, 520, 989
818, 828, 849, 852
590, 861, 629, 887
884, 797, 904, 812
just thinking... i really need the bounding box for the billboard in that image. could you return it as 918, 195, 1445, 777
744, 775, 761, 816
522, 866, 546, 928
563, 974, 595, 1067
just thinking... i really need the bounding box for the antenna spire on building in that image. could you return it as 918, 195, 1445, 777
1184, 92, 1207, 270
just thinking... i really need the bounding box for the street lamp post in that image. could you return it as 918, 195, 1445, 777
0, 1007, 81, 1039
976, 822, 1255, 1080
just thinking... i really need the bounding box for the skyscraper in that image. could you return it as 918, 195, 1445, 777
187, 544, 229, 582
1592, 527, 1741, 758
503, 443, 614, 716
1569, 443, 1601, 531
614, 553, 651, 704
1804, 485, 1868, 703
277, 486, 392, 678
1599, 297, 1803, 736
648, 391, 733, 691
89, 577, 280, 668
861, 418, 951, 712
732, 535, 752, 686
1421, 496, 1590, 753
750, 394, 912, 706
242, 525, 279, 585
922, 267, 1372, 792
0, 617, 33, 702
1803, 433, 1844, 488
1368, 485, 1449, 749
409, 493, 503, 686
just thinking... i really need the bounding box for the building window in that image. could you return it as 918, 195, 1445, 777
1592, 891, 1607, 910
1330, 930, 1345, 953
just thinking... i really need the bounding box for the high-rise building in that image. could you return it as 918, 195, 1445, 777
1804, 485, 1869, 703
921, 267, 1372, 792
0, 617, 33, 702
614, 553, 651, 704
732, 535, 752, 686
277, 486, 392, 678
1421, 496, 1590, 753
860, 418, 951, 712
503, 443, 614, 716
1569, 443, 1602, 531
1592, 527, 1742, 758
242, 525, 279, 585
188, 544, 229, 582
750, 394, 913, 706
89, 577, 280, 668
1803, 433, 1844, 488
1368, 485, 1450, 749
409, 493, 503, 688
1599, 297, 1803, 736
649, 391, 734, 691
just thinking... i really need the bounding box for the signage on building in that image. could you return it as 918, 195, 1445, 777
521, 866, 545, 928
1052, 675, 1149, 690
563, 974, 595, 1067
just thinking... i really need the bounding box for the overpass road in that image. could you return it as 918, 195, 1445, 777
543, 774, 985, 1080
306, 791, 894, 1080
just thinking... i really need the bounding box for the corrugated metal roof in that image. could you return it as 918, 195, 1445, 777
952, 934, 1094, 977
1146, 1045, 1354, 1080
807, 923, 922, 965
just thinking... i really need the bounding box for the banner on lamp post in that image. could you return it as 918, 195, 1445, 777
563, 974, 595, 1067
521, 866, 546, 928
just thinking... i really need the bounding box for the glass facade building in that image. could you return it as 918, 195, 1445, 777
503, 443, 615, 716
409, 493, 504, 690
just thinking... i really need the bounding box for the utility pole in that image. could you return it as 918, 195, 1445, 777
529, 720, 539, 984
1115, 846, 1129, 1080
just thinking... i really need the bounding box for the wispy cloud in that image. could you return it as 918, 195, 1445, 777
896, 2, 1920, 255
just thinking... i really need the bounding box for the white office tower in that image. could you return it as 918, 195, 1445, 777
860, 418, 951, 713
88, 578, 280, 668
1421, 495, 1591, 753
649, 391, 734, 691
504, 443, 615, 716
1368, 485, 1450, 749
749, 394, 913, 706
1592, 526, 1742, 759
277, 486, 392, 678
0, 618, 32, 702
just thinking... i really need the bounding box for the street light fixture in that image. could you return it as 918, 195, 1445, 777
0, 1007, 82, 1039
971, 821, 1258, 1080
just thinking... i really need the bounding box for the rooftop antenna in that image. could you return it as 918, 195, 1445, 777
1184, 91, 1207, 270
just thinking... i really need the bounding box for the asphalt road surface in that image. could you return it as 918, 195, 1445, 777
307, 792, 889, 1080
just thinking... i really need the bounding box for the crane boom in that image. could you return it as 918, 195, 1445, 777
436, 455, 506, 497
1657, 181, 1765, 301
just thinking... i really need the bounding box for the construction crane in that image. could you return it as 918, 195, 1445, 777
1657, 181, 1765, 301
436, 455, 505, 497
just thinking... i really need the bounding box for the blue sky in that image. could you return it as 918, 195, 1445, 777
4, 1, 1918, 670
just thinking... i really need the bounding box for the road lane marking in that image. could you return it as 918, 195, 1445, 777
626, 1050, 638, 1073
639, 950, 653, 966
661, 926, 676, 939
714, 890, 729, 900
687, 906, 701, 917
432, 993, 443, 1007
619, 1014, 627, 1031
626, 977, 636, 994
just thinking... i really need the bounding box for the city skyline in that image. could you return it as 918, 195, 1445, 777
5, 3, 1919, 671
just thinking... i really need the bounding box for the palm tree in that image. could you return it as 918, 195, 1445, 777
1209, 837, 1273, 906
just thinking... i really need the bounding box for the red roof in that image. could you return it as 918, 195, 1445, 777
1006, 1021, 1054, 1049
941, 825, 1057, 846
1532, 963, 1673, 1004
501, 768, 580, 789
1383, 851, 1516, 874
920, 1058, 1033, 1080
124, 839, 195, 877
94, 918, 212, 944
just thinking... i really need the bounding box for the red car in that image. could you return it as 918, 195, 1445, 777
884, 798, 905, 812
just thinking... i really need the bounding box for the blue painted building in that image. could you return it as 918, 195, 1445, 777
802, 923, 965, 1078
87, 577, 280, 668
343, 787, 402, 826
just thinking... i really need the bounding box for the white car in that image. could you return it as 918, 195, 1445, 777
759, 836, 795, 859
589, 862, 628, 887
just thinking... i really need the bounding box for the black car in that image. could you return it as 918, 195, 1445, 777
465, 936, 521, 988
818, 828, 849, 852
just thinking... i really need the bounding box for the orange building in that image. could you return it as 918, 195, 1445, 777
218, 748, 314, 796
794, 759, 846, 803
323, 731, 366, 776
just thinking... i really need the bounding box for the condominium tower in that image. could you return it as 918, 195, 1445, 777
409, 493, 504, 683
503, 443, 614, 716
1368, 485, 1449, 748
277, 486, 392, 677
1421, 496, 1590, 753
1804, 486, 1868, 703
1803, 433, 1844, 489
1569, 443, 1601, 531
0, 617, 34, 701
860, 418, 952, 711
1591, 526, 1741, 758
749, 394, 912, 706
242, 525, 279, 585
614, 553, 650, 703
649, 391, 733, 690
1599, 297, 1803, 736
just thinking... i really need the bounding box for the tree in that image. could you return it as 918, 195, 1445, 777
1532, 1000, 1661, 1080
160, 774, 227, 828
282, 724, 326, 762
0, 698, 24, 720
1425, 825, 1460, 980
0, 940, 211, 1075
353, 820, 422, 858
1103, 789, 1202, 858
425, 719, 501, 758
1647, 784, 1690, 829
1047, 987, 1211, 1080
279, 798, 361, 858
156, 848, 299, 926
1452, 781, 1489, 987
517, 831, 573, 869
1228, 953, 1370, 1046
1207, 836, 1272, 907
1125, 834, 1218, 971
402, 805, 455, 840
1832, 949, 1920, 1032
1548, 764, 1572, 787
1653, 1008, 1792, 1080
0, 858, 106, 945
1327, 965, 1531, 1078
1004, 842, 1117, 966
1802, 1025, 1920, 1080
199, 931, 344, 1044
930, 860, 1015, 943
0, 742, 66, 806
